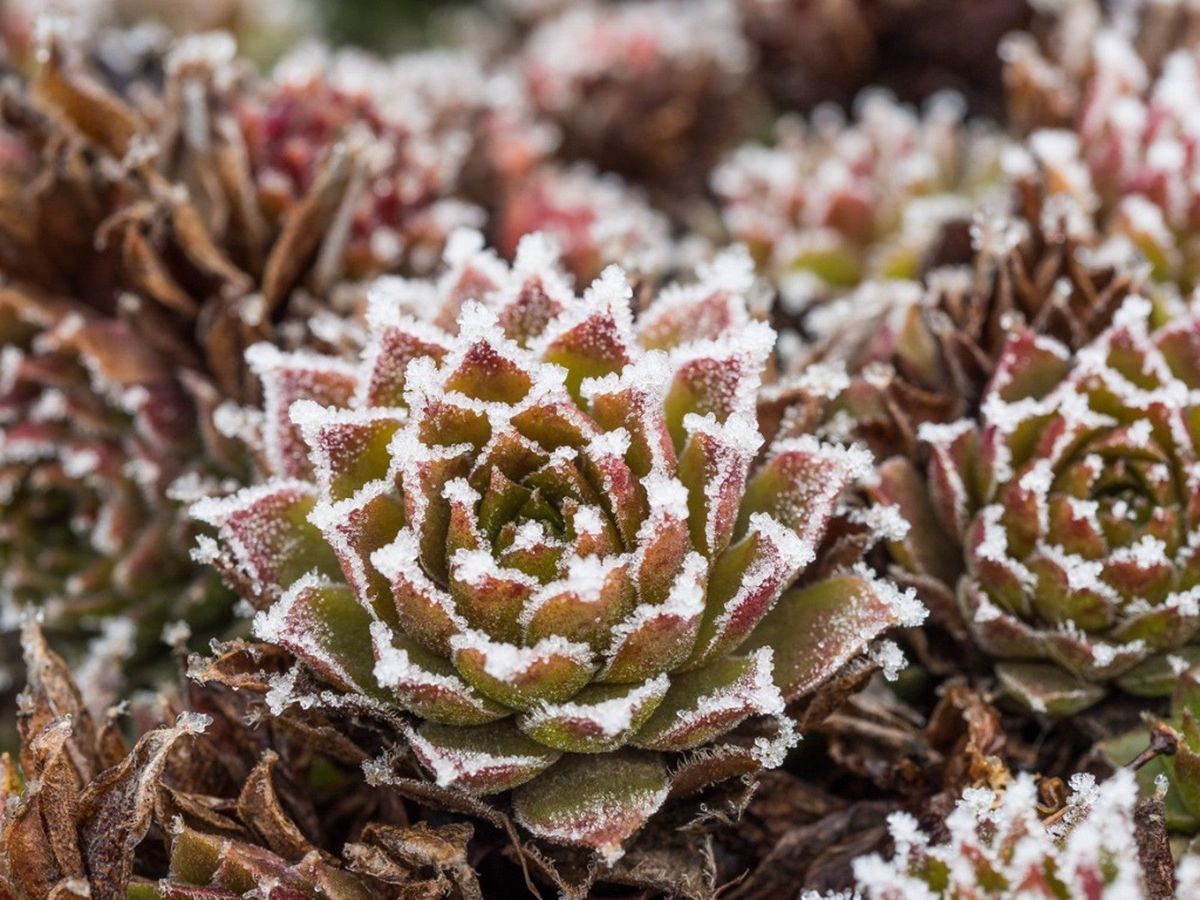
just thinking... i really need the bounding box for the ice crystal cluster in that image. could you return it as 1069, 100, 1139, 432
193, 229, 922, 859
879, 298, 1200, 715
811, 771, 1151, 899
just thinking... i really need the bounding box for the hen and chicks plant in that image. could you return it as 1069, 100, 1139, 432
192, 230, 923, 859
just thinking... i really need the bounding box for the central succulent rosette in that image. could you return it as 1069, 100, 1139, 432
193, 231, 921, 859
880, 298, 1200, 715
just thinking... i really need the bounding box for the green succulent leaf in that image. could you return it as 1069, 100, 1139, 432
511, 751, 670, 862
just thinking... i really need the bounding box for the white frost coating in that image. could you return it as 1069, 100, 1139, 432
1036, 545, 1120, 603
692, 513, 813, 660
449, 630, 594, 682
586, 427, 632, 462
668, 318, 776, 413
847, 503, 910, 543
847, 770, 1146, 899
519, 553, 630, 632
869, 640, 908, 681
404, 723, 549, 791
450, 548, 540, 593
572, 506, 605, 537
651, 647, 786, 750
189, 478, 313, 528
771, 433, 874, 482
683, 411, 762, 554
639, 473, 689, 521
916, 419, 975, 447
974, 505, 1037, 593
1108, 535, 1169, 572
849, 562, 926, 629
601, 551, 707, 673
522, 673, 670, 738
370, 621, 491, 716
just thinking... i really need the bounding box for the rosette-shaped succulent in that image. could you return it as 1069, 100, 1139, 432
193, 230, 923, 861
810, 770, 1151, 900
234, 45, 498, 280
521, 0, 757, 191
877, 298, 1200, 716
1003, 15, 1200, 299
713, 90, 1003, 320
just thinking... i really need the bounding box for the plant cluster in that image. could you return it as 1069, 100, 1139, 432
7, 0, 1200, 898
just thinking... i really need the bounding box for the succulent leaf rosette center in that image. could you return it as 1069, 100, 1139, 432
883, 299, 1200, 715
193, 231, 920, 859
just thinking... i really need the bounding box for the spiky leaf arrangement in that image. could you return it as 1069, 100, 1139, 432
0, 287, 235, 691
233, 44, 507, 281
876, 298, 1200, 715
520, 0, 757, 191
192, 228, 923, 861
805, 770, 1152, 900
713, 90, 1003, 324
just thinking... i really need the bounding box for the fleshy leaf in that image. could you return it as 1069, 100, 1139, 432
407, 721, 560, 794
740, 571, 925, 701
995, 661, 1106, 716
517, 676, 670, 753
511, 751, 670, 863
632, 648, 783, 751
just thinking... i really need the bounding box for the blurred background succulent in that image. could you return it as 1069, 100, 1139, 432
713, 90, 1005, 333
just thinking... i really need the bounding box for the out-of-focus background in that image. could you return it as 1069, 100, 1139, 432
0, 0, 1033, 116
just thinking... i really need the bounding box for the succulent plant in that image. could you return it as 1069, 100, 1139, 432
806, 770, 1152, 899
713, 90, 1003, 322
1003, 14, 1200, 301
876, 297, 1200, 715
0, 286, 235, 694
520, 0, 757, 191
191, 228, 923, 861
233, 44, 500, 281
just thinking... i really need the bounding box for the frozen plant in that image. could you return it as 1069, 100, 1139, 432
192, 229, 923, 861
877, 295, 1200, 714
713, 91, 1004, 319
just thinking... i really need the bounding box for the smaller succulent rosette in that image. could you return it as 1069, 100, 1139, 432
193, 229, 922, 861
713, 90, 1003, 319
0, 288, 234, 687
878, 297, 1200, 715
